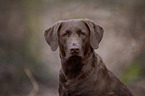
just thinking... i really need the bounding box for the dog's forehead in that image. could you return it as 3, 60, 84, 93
61, 19, 87, 30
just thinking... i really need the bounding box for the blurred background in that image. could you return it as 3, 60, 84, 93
0, 0, 145, 96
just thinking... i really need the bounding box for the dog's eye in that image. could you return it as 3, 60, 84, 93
62, 33, 68, 37
80, 32, 85, 36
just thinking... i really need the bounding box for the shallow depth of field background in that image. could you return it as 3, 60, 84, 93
0, 0, 145, 96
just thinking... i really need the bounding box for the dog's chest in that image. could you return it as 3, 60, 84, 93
62, 75, 98, 96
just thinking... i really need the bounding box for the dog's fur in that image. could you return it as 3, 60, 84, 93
44, 19, 133, 96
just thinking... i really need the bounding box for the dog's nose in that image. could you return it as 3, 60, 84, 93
70, 46, 80, 53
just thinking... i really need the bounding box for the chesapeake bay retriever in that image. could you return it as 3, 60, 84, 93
44, 19, 134, 96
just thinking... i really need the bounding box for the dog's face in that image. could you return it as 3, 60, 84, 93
58, 20, 90, 59
44, 19, 104, 59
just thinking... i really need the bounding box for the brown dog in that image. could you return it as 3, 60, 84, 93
44, 19, 134, 96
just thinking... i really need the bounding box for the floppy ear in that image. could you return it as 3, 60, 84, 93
83, 19, 104, 49
44, 22, 61, 51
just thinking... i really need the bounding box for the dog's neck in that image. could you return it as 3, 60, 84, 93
60, 47, 95, 79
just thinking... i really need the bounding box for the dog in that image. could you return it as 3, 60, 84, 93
44, 19, 134, 96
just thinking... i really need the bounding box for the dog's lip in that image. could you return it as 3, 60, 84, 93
67, 55, 82, 60
70, 55, 81, 58
71, 52, 79, 56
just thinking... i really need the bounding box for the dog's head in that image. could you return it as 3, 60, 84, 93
44, 19, 104, 59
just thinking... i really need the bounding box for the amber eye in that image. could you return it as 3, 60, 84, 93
62, 32, 68, 37
80, 32, 85, 36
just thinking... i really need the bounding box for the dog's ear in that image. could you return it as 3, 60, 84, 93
44, 22, 61, 51
83, 19, 104, 49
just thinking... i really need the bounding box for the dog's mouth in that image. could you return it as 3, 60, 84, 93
71, 51, 79, 56
69, 55, 82, 59
67, 54, 83, 60
65, 52, 83, 59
